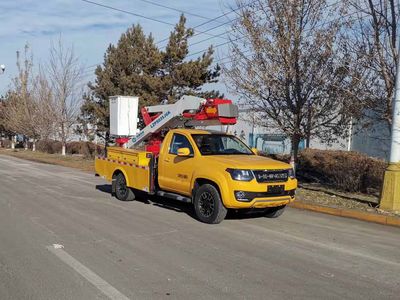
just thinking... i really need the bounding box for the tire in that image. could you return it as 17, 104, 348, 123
194, 184, 227, 224
264, 205, 286, 218
114, 173, 135, 201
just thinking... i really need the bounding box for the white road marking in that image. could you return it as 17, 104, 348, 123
47, 245, 130, 300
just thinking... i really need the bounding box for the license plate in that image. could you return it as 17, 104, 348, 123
267, 185, 284, 193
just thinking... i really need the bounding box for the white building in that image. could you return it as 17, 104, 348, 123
222, 110, 349, 154
351, 119, 391, 160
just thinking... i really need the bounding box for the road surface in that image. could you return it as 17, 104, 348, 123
0, 154, 399, 299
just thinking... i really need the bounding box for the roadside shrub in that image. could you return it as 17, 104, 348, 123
264, 149, 386, 195
66, 141, 105, 158
1, 139, 11, 148
84, 142, 106, 158
66, 141, 82, 155
36, 140, 62, 154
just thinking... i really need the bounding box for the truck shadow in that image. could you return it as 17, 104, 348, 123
95, 184, 112, 194
95, 184, 267, 221
95, 184, 196, 219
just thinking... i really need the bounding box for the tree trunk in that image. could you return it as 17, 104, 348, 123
11, 136, 15, 149
32, 139, 36, 152
62, 143, 66, 156
291, 133, 301, 163
306, 106, 312, 148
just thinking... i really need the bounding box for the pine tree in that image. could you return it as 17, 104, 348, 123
81, 24, 162, 140
161, 15, 222, 102
81, 15, 222, 142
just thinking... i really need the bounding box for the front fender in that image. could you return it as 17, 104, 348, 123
191, 172, 232, 206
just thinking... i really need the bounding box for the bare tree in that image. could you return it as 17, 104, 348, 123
33, 67, 57, 145
47, 39, 84, 155
345, 0, 399, 131
2, 45, 57, 151
224, 0, 353, 160
0, 96, 13, 147
3, 45, 41, 149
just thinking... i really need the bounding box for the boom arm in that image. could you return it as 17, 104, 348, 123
124, 95, 238, 150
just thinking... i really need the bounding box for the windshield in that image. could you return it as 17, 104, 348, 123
192, 134, 254, 155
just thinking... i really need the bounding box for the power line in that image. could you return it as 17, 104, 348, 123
135, 0, 225, 23
80, 0, 230, 41
191, 1, 365, 62
156, 19, 232, 45
81, 0, 353, 72
184, 0, 342, 46
155, 0, 260, 45
81, 0, 175, 26
215, 5, 394, 67
190, 28, 235, 47
80, 1, 246, 71
187, 38, 237, 59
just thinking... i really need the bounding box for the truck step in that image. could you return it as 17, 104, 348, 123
156, 191, 192, 203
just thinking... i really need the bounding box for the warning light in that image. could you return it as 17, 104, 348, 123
206, 107, 218, 115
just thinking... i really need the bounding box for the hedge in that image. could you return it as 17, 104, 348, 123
34, 140, 105, 158
265, 149, 386, 195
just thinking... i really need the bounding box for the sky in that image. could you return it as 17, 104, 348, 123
0, 0, 237, 97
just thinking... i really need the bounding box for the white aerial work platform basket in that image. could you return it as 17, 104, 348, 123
109, 96, 139, 136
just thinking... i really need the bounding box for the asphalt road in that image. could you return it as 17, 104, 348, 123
0, 154, 399, 300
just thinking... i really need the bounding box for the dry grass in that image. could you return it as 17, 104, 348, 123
0, 148, 95, 172
297, 188, 400, 217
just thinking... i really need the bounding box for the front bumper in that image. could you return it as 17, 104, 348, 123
221, 178, 298, 209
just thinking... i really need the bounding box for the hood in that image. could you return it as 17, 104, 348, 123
204, 155, 292, 170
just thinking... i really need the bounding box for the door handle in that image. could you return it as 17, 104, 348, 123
164, 158, 170, 162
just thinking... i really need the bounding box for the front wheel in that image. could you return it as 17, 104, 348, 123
114, 173, 135, 201
194, 184, 227, 224
264, 205, 286, 218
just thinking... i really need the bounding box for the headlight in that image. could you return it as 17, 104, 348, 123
226, 168, 254, 181
288, 168, 296, 179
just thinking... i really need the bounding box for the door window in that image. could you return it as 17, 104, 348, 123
169, 134, 194, 155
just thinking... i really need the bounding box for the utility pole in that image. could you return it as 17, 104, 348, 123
380, 42, 400, 211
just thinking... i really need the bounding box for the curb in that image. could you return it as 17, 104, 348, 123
289, 201, 400, 228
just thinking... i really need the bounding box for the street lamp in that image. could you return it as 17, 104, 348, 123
0, 64, 5, 74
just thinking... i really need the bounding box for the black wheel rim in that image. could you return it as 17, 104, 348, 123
199, 191, 215, 217
117, 176, 127, 197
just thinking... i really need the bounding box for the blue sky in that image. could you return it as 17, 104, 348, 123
0, 0, 236, 97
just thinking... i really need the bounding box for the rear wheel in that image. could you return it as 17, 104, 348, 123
194, 184, 227, 224
264, 205, 286, 218
114, 173, 135, 201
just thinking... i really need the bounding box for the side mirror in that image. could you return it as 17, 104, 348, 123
251, 147, 258, 155
177, 147, 192, 157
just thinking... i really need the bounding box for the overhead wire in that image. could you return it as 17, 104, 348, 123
81, 0, 176, 26
81, 0, 363, 75
81, 1, 257, 71
215, 2, 395, 67
189, 0, 347, 60
155, 0, 260, 45
80, 0, 231, 41
134, 0, 226, 23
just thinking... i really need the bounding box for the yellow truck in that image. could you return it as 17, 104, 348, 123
95, 96, 297, 224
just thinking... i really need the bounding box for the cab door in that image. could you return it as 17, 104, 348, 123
158, 133, 195, 195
